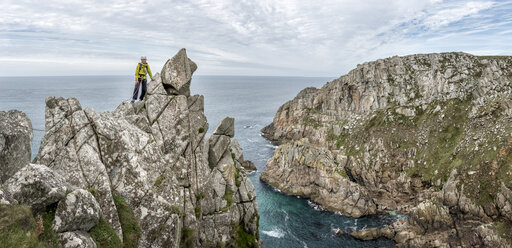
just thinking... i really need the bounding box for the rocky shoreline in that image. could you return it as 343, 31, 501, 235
261, 52, 512, 247
0, 49, 260, 247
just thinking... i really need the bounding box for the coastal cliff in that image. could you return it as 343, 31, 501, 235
261, 52, 512, 247
0, 49, 259, 247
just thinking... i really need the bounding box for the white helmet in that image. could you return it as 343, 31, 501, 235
141, 56, 147, 60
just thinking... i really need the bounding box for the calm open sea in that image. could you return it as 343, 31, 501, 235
0, 75, 396, 247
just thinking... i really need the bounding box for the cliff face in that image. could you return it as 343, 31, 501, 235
0, 49, 259, 248
262, 52, 512, 247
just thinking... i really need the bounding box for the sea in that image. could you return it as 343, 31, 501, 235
0, 75, 397, 248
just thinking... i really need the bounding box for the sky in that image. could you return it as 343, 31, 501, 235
1, 0, 512, 77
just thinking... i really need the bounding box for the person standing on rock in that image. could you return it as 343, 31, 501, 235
131, 56, 154, 103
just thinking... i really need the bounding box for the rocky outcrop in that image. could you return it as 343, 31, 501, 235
31, 48, 259, 247
53, 189, 101, 233
161, 48, 197, 96
4, 163, 67, 212
261, 140, 376, 217
0, 110, 33, 183
58, 231, 97, 248
262, 53, 512, 246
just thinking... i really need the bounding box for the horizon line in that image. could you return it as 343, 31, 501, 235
0, 74, 339, 79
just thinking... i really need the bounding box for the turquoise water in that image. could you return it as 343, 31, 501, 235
0, 75, 396, 247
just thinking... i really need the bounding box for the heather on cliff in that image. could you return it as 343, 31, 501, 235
262, 52, 512, 247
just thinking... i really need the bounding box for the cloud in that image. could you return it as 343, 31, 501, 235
0, 0, 511, 77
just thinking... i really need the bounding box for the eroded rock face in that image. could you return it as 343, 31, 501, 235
261, 140, 376, 217
5, 163, 67, 212
0, 110, 33, 183
0, 187, 17, 205
58, 231, 97, 248
262, 53, 512, 246
214, 117, 235, 137
34, 49, 259, 247
161, 48, 197, 96
53, 189, 101, 233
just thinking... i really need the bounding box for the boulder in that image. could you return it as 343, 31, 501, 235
213, 117, 235, 137
161, 48, 197, 96
53, 189, 101, 233
0, 110, 33, 183
59, 231, 97, 248
5, 164, 67, 211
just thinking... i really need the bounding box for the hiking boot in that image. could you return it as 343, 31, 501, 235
131, 99, 136, 103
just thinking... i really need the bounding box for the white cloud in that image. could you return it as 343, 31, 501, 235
0, 0, 510, 77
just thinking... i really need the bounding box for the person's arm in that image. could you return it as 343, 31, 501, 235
135, 64, 140, 81
147, 64, 153, 80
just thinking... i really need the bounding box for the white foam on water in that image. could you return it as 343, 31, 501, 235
262, 228, 286, 238
307, 200, 325, 211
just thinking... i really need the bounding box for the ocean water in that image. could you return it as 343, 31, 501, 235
0, 75, 396, 247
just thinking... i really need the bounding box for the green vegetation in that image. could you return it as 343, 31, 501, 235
226, 223, 257, 248
194, 205, 201, 218
302, 117, 322, 129
39, 203, 59, 247
195, 192, 205, 201
87, 188, 99, 197
89, 218, 123, 248
496, 221, 512, 245
171, 205, 182, 216
0, 203, 60, 248
198, 127, 205, 133
180, 227, 195, 248
112, 193, 141, 248
0, 205, 41, 248
220, 188, 234, 212
336, 169, 348, 179
154, 174, 165, 187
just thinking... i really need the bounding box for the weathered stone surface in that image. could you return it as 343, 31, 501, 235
53, 189, 101, 233
408, 200, 453, 233
33, 49, 259, 247
261, 140, 376, 218
0, 187, 17, 205
0, 110, 33, 183
262, 53, 512, 246
208, 134, 230, 167
5, 164, 67, 211
350, 227, 381, 241
59, 231, 97, 248
213, 117, 235, 137
241, 160, 257, 172
161, 48, 197, 96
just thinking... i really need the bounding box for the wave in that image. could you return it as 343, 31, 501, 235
262, 228, 285, 238
307, 200, 325, 211
264, 144, 278, 149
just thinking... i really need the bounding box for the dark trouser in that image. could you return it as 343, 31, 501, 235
133, 78, 147, 100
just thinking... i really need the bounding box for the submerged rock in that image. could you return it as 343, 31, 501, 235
0, 110, 33, 183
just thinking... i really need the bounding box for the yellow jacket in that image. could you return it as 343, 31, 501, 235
135, 63, 153, 80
